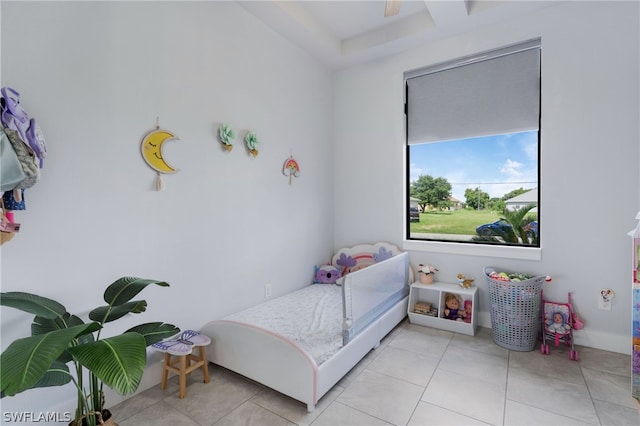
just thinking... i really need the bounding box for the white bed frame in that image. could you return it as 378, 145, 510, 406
200, 250, 409, 412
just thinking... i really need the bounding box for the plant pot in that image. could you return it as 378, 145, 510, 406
70, 410, 118, 426
419, 272, 434, 285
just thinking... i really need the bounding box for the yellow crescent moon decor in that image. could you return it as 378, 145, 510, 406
140, 122, 180, 190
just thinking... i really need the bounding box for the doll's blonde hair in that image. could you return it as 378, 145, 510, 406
444, 293, 461, 304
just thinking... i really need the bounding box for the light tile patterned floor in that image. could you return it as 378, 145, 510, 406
111, 322, 640, 425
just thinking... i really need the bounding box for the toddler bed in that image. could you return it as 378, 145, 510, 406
200, 243, 410, 411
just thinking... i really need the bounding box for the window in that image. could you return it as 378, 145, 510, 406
404, 39, 541, 250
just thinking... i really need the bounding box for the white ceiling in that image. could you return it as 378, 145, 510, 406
238, 0, 558, 69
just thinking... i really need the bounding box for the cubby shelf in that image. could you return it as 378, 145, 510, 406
407, 281, 478, 336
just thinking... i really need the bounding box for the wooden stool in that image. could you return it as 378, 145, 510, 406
152, 330, 211, 399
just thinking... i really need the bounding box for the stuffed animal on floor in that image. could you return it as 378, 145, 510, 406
314, 264, 342, 284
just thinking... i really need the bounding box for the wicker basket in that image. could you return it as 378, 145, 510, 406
484, 266, 546, 351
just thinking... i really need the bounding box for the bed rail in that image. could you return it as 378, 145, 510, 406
341, 251, 409, 345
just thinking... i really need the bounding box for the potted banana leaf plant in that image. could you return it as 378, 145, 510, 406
0, 277, 180, 426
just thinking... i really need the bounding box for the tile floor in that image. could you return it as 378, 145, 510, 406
111, 321, 640, 425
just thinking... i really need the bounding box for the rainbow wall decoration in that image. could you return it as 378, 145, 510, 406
282, 156, 300, 185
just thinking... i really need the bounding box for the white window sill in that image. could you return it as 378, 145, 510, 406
403, 239, 541, 261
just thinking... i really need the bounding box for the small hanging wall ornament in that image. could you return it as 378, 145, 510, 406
140, 117, 179, 191
245, 131, 259, 157
218, 124, 236, 152
282, 155, 300, 185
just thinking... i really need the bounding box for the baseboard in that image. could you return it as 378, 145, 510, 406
476, 311, 630, 355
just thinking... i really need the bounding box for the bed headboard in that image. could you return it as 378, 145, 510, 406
331, 242, 413, 282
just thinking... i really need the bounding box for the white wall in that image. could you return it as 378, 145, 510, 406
333, 1, 639, 353
1, 0, 639, 421
0, 0, 334, 419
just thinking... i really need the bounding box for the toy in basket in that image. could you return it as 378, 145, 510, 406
540, 291, 582, 360
484, 267, 551, 351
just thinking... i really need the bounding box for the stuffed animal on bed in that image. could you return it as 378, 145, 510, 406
314, 264, 341, 284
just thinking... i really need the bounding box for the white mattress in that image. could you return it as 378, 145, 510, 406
223, 284, 343, 365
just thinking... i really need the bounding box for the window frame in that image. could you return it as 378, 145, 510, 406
403, 40, 542, 260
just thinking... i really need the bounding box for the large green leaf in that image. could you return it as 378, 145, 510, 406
32, 312, 86, 335
0, 292, 66, 319
103, 277, 169, 306
32, 314, 94, 363
126, 322, 180, 346
89, 300, 147, 323
32, 313, 68, 335
32, 360, 71, 389
68, 333, 146, 395
0, 323, 100, 397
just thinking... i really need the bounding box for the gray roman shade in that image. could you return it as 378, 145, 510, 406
406, 38, 541, 144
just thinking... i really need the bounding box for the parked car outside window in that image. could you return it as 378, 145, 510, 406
410, 207, 420, 222
524, 221, 538, 239
475, 219, 511, 236
476, 219, 539, 239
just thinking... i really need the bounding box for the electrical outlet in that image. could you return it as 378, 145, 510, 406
598, 296, 611, 311
265, 284, 272, 298
599, 288, 614, 311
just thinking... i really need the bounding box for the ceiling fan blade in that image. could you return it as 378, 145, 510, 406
384, 0, 401, 17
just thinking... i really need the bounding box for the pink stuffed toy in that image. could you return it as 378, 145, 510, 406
463, 300, 472, 323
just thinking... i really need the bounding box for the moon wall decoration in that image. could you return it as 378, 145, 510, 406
141, 128, 179, 173
140, 123, 180, 190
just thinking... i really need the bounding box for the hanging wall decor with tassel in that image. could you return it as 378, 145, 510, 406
282, 155, 300, 185
140, 118, 180, 190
